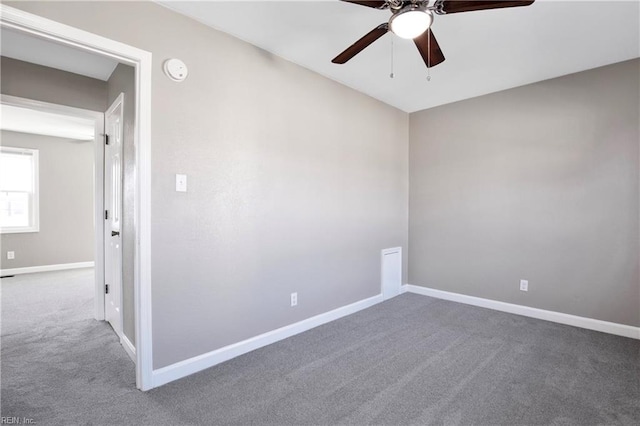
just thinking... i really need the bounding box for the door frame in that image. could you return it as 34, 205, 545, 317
0, 4, 154, 390
0, 94, 106, 320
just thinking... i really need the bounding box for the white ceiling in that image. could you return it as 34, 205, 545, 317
1, 27, 118, 81
158, 0, 640, 112
1, 104, 96, 141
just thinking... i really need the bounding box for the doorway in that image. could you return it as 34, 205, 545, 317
1, 4, 153, 390
0, 95, 104, 312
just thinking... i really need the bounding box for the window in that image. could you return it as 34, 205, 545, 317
0, 147, 39, 233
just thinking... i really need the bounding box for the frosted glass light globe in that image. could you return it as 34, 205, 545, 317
390, 9, 433, 39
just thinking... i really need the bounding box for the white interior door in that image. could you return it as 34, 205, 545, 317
104, 94, 124, 337
382, 247, 402, 300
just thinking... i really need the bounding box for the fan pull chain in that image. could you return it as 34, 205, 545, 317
390, 37, 395, 79
426, 29, 431, 82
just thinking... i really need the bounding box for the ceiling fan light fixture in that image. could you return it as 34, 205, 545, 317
389, 7, 433, 39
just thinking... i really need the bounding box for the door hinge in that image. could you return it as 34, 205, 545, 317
105, 134, 110, 145
105, 284, 109, 294
105, 210, 109, 220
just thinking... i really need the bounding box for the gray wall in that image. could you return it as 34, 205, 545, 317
409, 59, 640, 327
8, 1, 409, 368
0, 57, 107, 112
107, 63, 136, 346
0, 131, 94, 269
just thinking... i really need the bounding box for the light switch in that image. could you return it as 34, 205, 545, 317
176, 174, 187, 192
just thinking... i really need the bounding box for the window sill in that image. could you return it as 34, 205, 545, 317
1, 226, 39, 234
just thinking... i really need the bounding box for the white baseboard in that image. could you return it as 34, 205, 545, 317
403, 284, 640, 340
152, 293, 384, 388
121, 334, 136, 363
0, 261, 95, 276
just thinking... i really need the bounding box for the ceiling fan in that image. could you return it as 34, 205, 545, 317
332, 0, 535, 69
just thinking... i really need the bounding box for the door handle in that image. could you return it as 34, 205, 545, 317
111, 231, 120, 237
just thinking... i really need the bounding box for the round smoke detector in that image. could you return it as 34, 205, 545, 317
163, 58, 188, 82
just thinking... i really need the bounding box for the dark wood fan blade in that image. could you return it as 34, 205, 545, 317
340, 0, 388, 9
438, 1, 534, 14
414, 29, 445, 68
332, 24, 389, 64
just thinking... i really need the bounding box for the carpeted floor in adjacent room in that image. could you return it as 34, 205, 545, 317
1, 269, 639, 425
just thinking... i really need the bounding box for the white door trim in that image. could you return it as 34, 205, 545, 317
0, 4, 154, 390
1, 94, 105, 320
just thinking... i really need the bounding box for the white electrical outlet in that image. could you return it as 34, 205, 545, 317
290, 292, 298, 307
7, 251, 15, 260
520, 280, 528, 292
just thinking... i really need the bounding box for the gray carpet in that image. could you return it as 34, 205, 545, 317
1, 270, 639, 425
